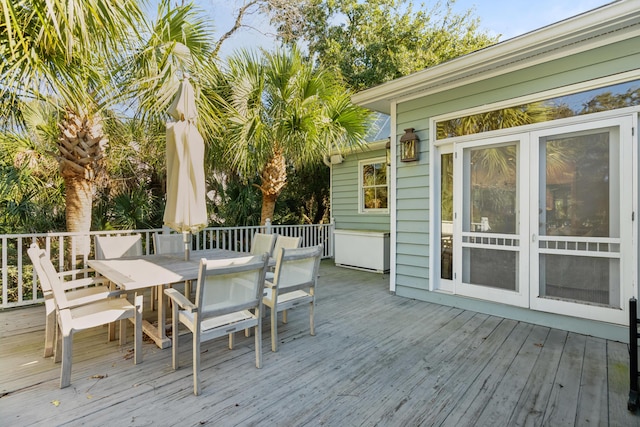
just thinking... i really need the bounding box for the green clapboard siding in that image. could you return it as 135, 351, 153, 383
331, 147, 390, 231
393, 35, 640, 295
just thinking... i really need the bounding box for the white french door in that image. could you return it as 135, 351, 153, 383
529, 116, 633, 324
436, 114, 634, 324
453, 133, 530, 307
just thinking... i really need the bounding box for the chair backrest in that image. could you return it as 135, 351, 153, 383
195, 255, 268, 317
27, 243, 53, 294
94, 234, 143, 259
28, 244, 74, 309
250, 233, 275, 256
272, 235, 301, 257
272, 244, 323, 293
154, 233, 184, 255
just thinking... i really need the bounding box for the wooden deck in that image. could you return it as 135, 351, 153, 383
1, 260, 638, 426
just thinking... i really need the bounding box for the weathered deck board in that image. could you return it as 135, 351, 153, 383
1, 260, 638, 426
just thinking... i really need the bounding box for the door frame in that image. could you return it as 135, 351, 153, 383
429, 108, 638, 325
528, 115, 634, 324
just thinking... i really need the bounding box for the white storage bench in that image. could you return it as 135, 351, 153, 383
333, 229, 390, 273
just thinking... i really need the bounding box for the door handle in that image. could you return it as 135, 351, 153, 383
532, 234, 537, 242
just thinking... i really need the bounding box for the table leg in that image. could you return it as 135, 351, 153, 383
108, 282, 117, 341
139, 284, 171, 349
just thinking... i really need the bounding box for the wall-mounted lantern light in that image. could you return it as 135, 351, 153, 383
385, 138, 391, 166
400, 128, 419, 162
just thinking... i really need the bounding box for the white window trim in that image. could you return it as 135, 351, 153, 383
358, 157, 390, 214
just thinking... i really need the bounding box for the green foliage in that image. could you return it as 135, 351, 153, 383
272, 0, 499, 91
0, 101, 66, 233
276, 159, 330, 224
94, 187, 163, 230
208, 175, 263, 227
207, 46, 371, 224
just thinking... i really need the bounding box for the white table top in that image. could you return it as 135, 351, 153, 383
87, 248, 246, 291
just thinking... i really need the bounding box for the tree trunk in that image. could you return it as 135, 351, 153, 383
64, 176, 93, 233
258, 148, 287, 225
56, 109, 106, 256
260, 193, 278, 226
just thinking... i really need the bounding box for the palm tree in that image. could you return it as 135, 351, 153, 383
210, 47, 371, 225
0, 0, 146, 234
0, 0, 215, 235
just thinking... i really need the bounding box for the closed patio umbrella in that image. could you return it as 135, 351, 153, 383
163, 77, 207, 260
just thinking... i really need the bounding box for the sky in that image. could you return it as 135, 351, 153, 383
172, 0, 616, 58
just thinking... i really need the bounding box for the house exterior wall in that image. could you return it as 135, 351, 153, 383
389, 35, 640, 341
331, 146, 390, 231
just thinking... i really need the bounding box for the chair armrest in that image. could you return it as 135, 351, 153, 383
60, 277, 109, 291
165, 288, 197, 313
56, 289, 125, 310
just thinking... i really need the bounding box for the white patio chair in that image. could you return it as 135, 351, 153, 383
250, 232, 275, 256
153, 232, 191, 302
271, 235, 301, 257
94, 234, 143, 259
94, 234, 145, 333
266, 235, 301, 279
30, 245, 143, 388
153, 232, 185, 255
27, 243, 115, 358
263, 244, 322, 352
165, 254, 268, 396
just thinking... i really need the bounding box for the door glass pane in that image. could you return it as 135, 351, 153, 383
468, 145, 518, 234
462, 143, 519, 291
538, 129, 620, 307
441, 153, 453, 280
541, 132, 615, 237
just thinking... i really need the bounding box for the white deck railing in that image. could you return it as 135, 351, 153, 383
0, 222, 334, 309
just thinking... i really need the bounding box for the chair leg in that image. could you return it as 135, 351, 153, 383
119, 318, 127, 345
134, 294, 143, 364
185, 281, 192, 301
193, 329, 201, 396
310, 301, 315, 336
108, 283, 117, 342
44, 309, 56, 358
282, 309, 288, 324
60, 333, 73, 388
271, 309, 278, 352
54, 322, 62, 363
228, 332, 235, 349
171, 304, 179, 370
255, 315, 262, 368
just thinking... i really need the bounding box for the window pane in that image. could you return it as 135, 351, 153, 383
363, 164, 374, 186
437, 79, 640, 139
376, 187, 388, 209
374, 163, 387, 185
364, 188, 376, 209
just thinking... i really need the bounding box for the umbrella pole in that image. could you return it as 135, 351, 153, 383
183, 232, 190, 261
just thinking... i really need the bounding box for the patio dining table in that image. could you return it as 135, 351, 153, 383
87, 248, 245, 349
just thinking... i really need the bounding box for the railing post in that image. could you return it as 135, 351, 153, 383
265, 218, 272, 234
629, 297, 639, 412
